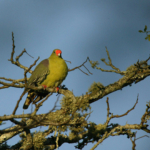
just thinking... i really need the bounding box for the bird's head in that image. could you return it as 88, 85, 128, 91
51, 49, 62, 58
55, 49, 62, 57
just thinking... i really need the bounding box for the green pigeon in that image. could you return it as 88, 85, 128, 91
23, 49, 68, 109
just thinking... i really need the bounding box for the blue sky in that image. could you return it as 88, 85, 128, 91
0, 0, 150, 149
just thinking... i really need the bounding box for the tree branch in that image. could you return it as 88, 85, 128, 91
8, 32, 33, 74
69, 57, 92, 75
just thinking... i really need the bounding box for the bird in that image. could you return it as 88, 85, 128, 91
23, 49, 68, 109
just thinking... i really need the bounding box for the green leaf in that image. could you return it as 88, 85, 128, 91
148, 35, 150, 41
144, 25, 147, 32
138, 30, 143, 33
101, 58, 105, 62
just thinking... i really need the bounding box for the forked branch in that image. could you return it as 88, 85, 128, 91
69, 57, 92, 75
8, 32, 33, 74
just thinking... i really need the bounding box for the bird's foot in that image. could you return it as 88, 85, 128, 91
56, 87, 59, 92
60, 85, 68, 90
42, 85, 47, 90
55, 85, 68, 96
55, 87, 60, 96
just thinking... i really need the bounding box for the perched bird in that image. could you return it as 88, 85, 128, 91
23, 49, 68, 109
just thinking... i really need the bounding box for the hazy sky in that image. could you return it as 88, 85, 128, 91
0, 0, 150, 149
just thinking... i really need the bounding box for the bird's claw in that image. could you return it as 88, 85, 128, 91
42, 85, 47, 90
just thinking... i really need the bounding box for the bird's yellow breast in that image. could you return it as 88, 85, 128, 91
41, 57, 68, 87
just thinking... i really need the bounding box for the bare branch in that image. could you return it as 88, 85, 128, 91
69, 57, 92, 75
0, 80, 24, 89
78, 67, 89, 75
106, 97, 110, 118
130, 132, 136, 150
112, 95, 138, 118
16, 48, 34, 62
0, 85, 9, 89
105, 95, 138, 125
0, 77, 27, 83
64, 59, 71, 64
141, 103, 150, 125
10, 118, 24, 126
0, 114, 33, 121
90, 47, 124, 75
130, 133, 149, 150
30, 93, 59, 125
8, 32, 15, 63
12, 90, 27, 115
0, 77, 27, 90
136, 135, 149, 140
103, 47, 122, 73
8, 32, 33, 74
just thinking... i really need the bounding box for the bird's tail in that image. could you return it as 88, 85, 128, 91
23, 92, 36, 109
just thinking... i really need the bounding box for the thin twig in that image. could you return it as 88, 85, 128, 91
130, 132, 137, 150
90, 47, 125, 75
0, 85, 9, 89
130, 134, 149, 150
35, 93, 53, 111
106, 97, 110, 118
30, 88, 59, 125
105, 47, 121, 72
69, 57, 89, 71
16, 49, 34, 61
69, 57, 92, 75
0, 77, 27, 89
64, 59, 71, 64
0, 77, 27, 83
8, 32, 15, 63
33, 93, 60, 124
83, 64, 92, 75
15, 49, 26, 62
0, 114, 33, 121
140, 103, 150, 125
78, 68, 89, 76
105, 95, 139, 125
112, 95, 138, 118
12, 90, 27, 115
10, 118, 25, 126
0, 80, 24, 88
8, 32, 33, 74
136, 135, 149, 140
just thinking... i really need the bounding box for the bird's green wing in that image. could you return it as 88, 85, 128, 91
27, 59, 50, 87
